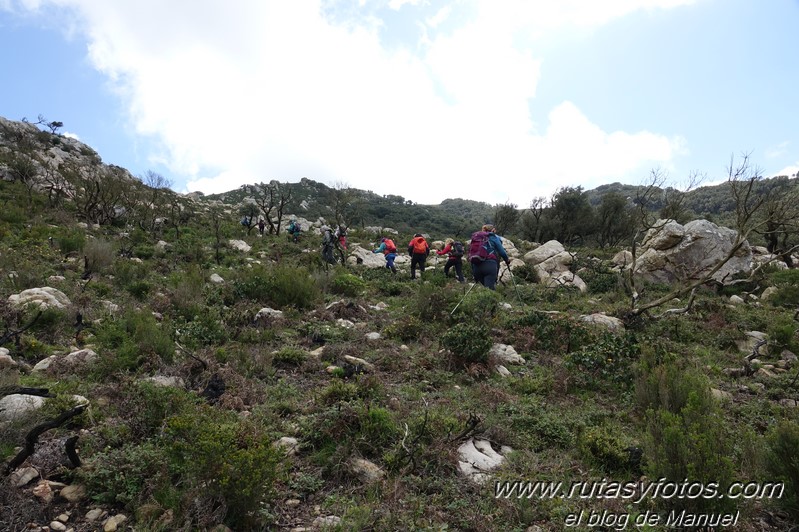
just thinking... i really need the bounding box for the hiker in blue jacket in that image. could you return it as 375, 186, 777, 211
373, 237, 398, 274
468, 224, 510, 290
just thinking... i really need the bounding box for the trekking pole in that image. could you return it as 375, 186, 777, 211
451, 283, 476, 315
507, 264, 523, 306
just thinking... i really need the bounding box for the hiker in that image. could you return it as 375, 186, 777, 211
468, 224, 510, 290
287, 216, 301, 243
240, 215, 251, 228
257, 218, 266, 236
335, 225, 348, 263
436, 238, 466, 283
407, 233, 430, 280
321, 225, 337, 264
373, 237, 398, 274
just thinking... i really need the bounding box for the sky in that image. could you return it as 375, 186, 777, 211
1, 0, 797, 206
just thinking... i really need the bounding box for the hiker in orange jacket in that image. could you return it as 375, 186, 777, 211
407, 233, 429, 280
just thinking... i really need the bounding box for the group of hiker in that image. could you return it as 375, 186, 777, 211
370, 224, 510, 290
272, 216, 511, 290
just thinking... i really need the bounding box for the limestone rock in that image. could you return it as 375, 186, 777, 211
0, 348, 17, 369
711, 388, 733, 401
228, 239, 251, 253
365, 332, 381, 341
32, 355, 57, 372
343, 355, 375, 372
142, 375, 185, 388
255, 307, 284, 321
313, 516, 342, 529
633, 219, 752, 285
8, 287, 71, 310
103, 514, 128, 532
209, 273, 225, 284
59, 484, 87, 502
579, 313, 624, 331
457, 438, 512, 484
275, 436, 299, 456
495, 365, 511, 377
489, 344, 525, 365
0, 394, 46, 422
10, 467, 39, 487
348, 457, 385, 483
64, 348, 98, 367
612, 250, 633, 268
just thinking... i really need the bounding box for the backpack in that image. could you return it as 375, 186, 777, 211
451, 241, 464, 257
384, 239, 396, 253
412, 237, 427, 255
468, 231, 496, 263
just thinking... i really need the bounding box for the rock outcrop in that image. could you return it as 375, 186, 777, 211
632, 219, 752, 285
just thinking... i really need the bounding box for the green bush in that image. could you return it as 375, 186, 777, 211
331, 272, 366, 297
578, 425, 634, 474
644, 392, 735, 514
84, 238, 115, 273
273, 346, 306, 366
767, 314, 798, 352
565, 332, 639, 391
235, 264, 319, 309
125, 280, 151, 300
164, 410, 284, 529
441, 322, 492, 364
81, 441, 170, 507
765, 420, 799, 517
384, 315, 427, 343
94, 310, 175, 373
452, 287, 502, 322
56, 229, 85, 255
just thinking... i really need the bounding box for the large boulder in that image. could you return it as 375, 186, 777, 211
457, 438, 513, 485
633, 219, 752, 285
8, 287, 71, 310
523, 240, 587, 292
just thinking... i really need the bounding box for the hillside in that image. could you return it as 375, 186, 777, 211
1, 117, 799, 531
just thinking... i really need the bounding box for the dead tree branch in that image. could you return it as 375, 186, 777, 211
4, 404, 88, 474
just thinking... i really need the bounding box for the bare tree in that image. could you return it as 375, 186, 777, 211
250, 182, 292, 235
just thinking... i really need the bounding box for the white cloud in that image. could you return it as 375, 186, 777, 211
774, 163, 799, 178
11, 0, 693, 203
63, 131, 80, 140
765, 141, 789, 159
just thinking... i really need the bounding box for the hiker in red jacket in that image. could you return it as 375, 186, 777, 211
436, 238, 466, 283
407, 233, 429, 280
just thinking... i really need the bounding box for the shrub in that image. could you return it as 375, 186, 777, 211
411, 282, 458, 323
125, 280, 151, 300
767, 314, 798, 353
765, 420, 799, 517
319, 381, 359, 405
565, 332, 639, 391
273, 346, 306, 366
441, 322, 492, 364
164, 410, 284, 529
384, 315, 426, 343
452, 287, 502, 322
578, 425, 635, 474
235, 264, 318, 309
84, 238, 115, 273
81, 441, 170, 507
56, 229, 85, 255
643, 391, 735, 514
331, 272, 366, 297
94, 310, 175, 373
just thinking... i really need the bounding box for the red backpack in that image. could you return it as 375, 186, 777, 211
383, 239, 397, 253
411, 237, 428, 255
468, 231, 496, 263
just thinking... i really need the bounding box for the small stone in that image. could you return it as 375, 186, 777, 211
343, 355, 374, 372
86, 509, 106, 522
32, 479, 53, 503
400, 344, 409, 351
60, 484, 87, 502
286, 498, 301, 507
275, 436, 299, 456
495, 365, 511, 377
10, 467, 38, 487
103, 513, 128, 532
49, 521, 67, 531
313, 516, 342, 528
326, 365, 341, 374
56, 513, 70, 522
349, 457, 385, 483
365, 332, 381, 341
729, 295, 745, 305
336, 318, 355, 329
209, 273, 225, 284
711, 388, 732, 401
